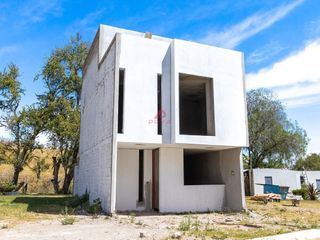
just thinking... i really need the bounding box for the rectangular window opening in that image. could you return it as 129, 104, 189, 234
316, 179, 320, 190
300, 176, 305, 186
138, 150, 144, 202
183, 150, 222, 185
179, 73, 215, 136
118, 69, 125, 133
157, 74, 162, 135
265, 176, 273, 185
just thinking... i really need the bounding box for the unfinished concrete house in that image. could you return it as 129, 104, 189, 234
74, 24, 249, 214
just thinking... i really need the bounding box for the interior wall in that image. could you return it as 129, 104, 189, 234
179, 96, 207, 135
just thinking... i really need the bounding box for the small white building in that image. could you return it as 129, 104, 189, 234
74, 25, 249, 213
244, 168, 320, 195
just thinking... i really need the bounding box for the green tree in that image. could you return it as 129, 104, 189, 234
0, 64, 43, 184
245, 89, 308, 169
27, 156, 50, 180
36, 34, 88, 193
294, 153, 320, 171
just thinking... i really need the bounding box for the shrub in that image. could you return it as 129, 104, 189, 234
67, 192, 89, 208
65, 193, 102, 215
87, 198, 102, 215
60, 206, 76, 225
292, 188, 308, 200
0, 181, 16, 193
61, 216, 75, 225
179, 216, 191, 231
307, 183, 320, 200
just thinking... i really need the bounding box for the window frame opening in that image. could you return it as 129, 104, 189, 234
179, 73, 215, 136
183, 150, 222, 185
264, 176, 273, 185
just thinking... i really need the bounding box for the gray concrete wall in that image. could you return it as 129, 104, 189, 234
161, 46, 172, 144
220, 148, 245, 211
74, 32, 118, 213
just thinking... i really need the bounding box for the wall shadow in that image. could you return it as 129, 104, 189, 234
12, 195, 73, 214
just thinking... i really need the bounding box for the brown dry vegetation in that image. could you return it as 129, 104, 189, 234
0, 149, 64, 193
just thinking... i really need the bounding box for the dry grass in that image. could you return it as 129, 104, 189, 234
0, 148, 64, 194
184, 198, 320, 239
0, 195, 319, 239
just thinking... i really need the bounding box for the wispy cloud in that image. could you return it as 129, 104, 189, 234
65, 9, 106, 36
0, 45, 18, 57
19, 0, 61, 24
199, 0, 304, 48
246, 41, 284, 65
246, 40, 320, 108
306, 19, 320, 38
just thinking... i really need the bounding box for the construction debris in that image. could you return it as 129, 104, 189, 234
251, 194, 281, 204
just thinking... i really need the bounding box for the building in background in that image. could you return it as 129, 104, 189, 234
244, 168, 320, 196
74, 25, 248, 213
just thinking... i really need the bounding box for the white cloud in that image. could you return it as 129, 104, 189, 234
19, 0, 61, 24
246, 40, 320, 107
199, 0, 304, 48
65, 9, 106, 36
246, 41, 284, 65
0, 45, 18, 57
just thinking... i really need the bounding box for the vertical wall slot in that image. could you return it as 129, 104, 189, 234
138, 150, 144, 202
118, 69, 125, 133
157, 74, 162, 135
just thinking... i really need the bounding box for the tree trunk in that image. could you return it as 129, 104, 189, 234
52, 157, 61, 193
62, 166, 74, 194
12, 166, 22, 185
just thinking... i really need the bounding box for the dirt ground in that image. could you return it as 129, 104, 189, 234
1, 199, 320, 240
0, 211, 290, 240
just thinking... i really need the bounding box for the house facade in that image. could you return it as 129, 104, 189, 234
244, 168, 320, 196
74, 25, 249, 213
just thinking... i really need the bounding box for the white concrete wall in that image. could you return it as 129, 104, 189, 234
116, 148, 152, 211
252, 169, 301, 195
116, 34, 170, 145
171, 39, 248, 148
251, 169, 320, 195
305, 171, 320, 188
158, 147, 225, 213
219, 148, 245, 211
74, 34, 118, 213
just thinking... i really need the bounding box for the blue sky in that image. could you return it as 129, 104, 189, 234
0, 0, 319, 153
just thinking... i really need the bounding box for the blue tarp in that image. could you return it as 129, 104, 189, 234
257, 184, 289, 200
